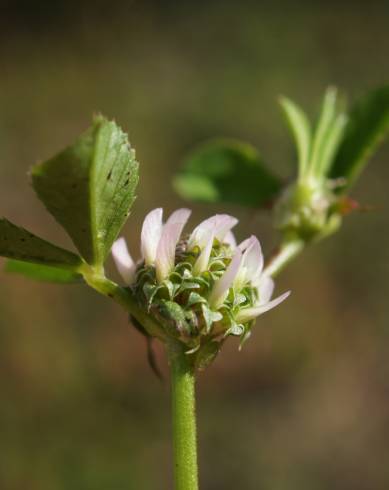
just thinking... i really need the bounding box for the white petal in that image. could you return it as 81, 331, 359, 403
165, 208, 192, 233
141, 208, 163, 265
257, 275, 274, 304
235, 291, 290, 323
155, 222, 182, 282
188, 216, 215, 248
166, 208, 192, 226
213, 214, 238, 241
112, 238, 136, 284
238, 237, 252, 251
224, 230, 237, 249
193, 231, 214, 275
242, 236, 264, 283
188, 214, 238, 249
209, 249, 243, 309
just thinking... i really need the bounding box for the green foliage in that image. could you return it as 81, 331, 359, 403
32, 115, 139, 266
280, 88, 347, 180
309, 88, 339, 176
0, 218, 82, 268
5, 259, 83, 283
279, 96, 311, 176
330, 86, 389, 189
173, 139, 282, 207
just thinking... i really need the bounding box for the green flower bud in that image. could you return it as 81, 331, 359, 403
274, 179, 342, 242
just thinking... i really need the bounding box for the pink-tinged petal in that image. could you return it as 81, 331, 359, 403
189, 216, 215, 243
112, 238, 136, 284
242, 236, 264, 283
188, 216, 216, 249
238, 237, 252, 251
165, 208, 192, 234
224, 230, 237, 249
155, 222, 182, 282
209, 249, 243, 308
188, 214, 238, 249
235, 291, 290, 323
213, 214, 238, 241
193, 231, 214, 275
141, 208, 163, 265
257, 275, 274, 304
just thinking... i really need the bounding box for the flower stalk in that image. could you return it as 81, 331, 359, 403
263, 239, 305, 278
168, 341, 199, 490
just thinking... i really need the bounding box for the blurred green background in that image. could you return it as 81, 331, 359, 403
1, 1, 389, 489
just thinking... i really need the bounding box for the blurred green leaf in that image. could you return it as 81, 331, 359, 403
279, 97, 311, 176
5, 259, 83, 283
32, 115, 139, 266
173, 139, 282, 207
309, 87, 338, 177
0, 218, 82, 268
330, 86, 389, 189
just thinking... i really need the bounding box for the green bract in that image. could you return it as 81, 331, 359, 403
273, 180, 341, 241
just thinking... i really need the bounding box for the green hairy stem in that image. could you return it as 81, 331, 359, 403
168, 342, 199, 490
86, 270, 200, 490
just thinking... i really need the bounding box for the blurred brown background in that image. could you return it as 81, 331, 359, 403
0, 1, 389, 489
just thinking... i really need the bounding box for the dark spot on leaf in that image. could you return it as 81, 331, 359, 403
20, 238, 26, 242
107, 169, 113, 180
124, 179, 129, 186
108, 293, 114, 298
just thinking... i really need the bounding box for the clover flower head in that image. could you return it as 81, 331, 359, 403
112, 208, 289, 367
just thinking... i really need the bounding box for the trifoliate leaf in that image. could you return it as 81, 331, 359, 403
0, 218, 82, 269
32, 116, 139, 266
330, 86, 389, 190
173, 139, 282, 208
5, 259, 82, 283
